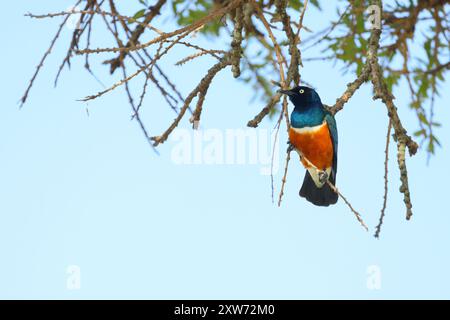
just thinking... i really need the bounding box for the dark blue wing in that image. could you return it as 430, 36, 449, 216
324, 113, 338, 181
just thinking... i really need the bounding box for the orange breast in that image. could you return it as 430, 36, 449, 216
289, 122, 334, 170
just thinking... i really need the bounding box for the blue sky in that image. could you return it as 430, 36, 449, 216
1, 1, 449, 299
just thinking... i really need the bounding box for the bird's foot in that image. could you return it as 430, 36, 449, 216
287, 140, 295, 153
318, 170, 329, 184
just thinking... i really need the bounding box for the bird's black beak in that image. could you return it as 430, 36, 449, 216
278, 89, 294, 96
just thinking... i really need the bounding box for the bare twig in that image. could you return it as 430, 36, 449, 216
120, 64, 159, 154
79, 61, 150, 101
375, 119, 392, 238
152, 56, 232, 146
276, 95, 293, 206
327, 63, 371, 116
76, 0, 242, 55
107, 0, 167, 74
247, 93, 281, 127
175, 50, 223, 66
251, 0, 286, 86
20, 4, 80, 107
277, 146, 291, 207
327, 181, 369, 231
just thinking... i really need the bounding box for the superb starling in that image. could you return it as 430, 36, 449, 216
279, 86, 338, 206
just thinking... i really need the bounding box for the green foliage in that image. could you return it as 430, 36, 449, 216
172, 0, 222, 35
289, 0, 321, 11
128, 8, 146, 23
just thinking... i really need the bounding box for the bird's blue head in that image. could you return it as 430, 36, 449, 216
279, 86, 321, 108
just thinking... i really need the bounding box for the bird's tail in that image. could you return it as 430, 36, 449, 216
299, 171, 338, 206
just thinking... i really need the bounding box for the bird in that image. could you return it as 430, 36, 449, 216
279, 86, 338, 206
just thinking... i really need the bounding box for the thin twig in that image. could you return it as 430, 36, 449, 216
247, 93, 282, 127
251, 0, 286, 86
120, 64, 159, 155
374, 119, 392, 238
327, 63, 371, 116
152, 56, 232, 146
327, 181, 369, 231
79, 61, 150, 101
271, 99, 285, 203
295, 0, 309, 39
20, 7, 77, 107
76, 0, 242, 55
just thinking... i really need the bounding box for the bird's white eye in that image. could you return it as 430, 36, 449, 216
299, 89, 304, 94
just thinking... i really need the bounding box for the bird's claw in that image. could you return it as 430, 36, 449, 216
318, 170, 328, 184
287, 140, 294, 153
